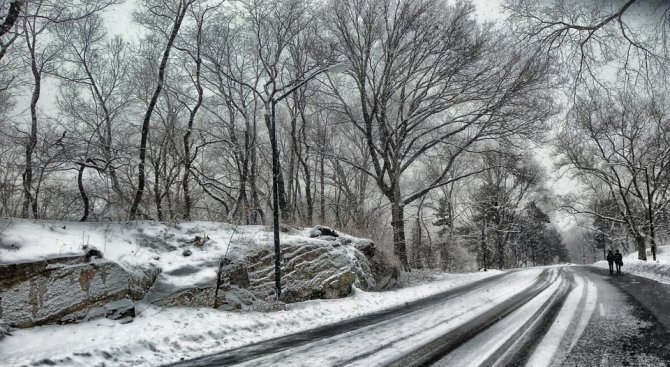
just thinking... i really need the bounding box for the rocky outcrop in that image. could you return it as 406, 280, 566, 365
0, 255, 133, 328
215, 238, 376, 304
0, 224, 394, 329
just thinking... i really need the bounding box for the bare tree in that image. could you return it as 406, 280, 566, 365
0, 0, 23, 60
200, 9, 265, 224
53, 13, 132, 219
327, 0, 554, 270
556, 87, 670, 260
506, 0, 670, 89
227, 0, 337, 221
170, 2, 221, 220
129, 0, 198, 220
18, 0, 119, 218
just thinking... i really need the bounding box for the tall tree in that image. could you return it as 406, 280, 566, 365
19, 0, 120, 218
53, 13, 132, 219
556, 87, 670, 260
129, 0, 197, 220
327, 0, 553, 270
0, 0, 23, 60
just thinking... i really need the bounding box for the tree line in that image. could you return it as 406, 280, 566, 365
507, 0, 670, 261
1, 0, 585, 271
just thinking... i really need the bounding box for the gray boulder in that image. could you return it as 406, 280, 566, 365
0, 255, 133, 328
128, 264, 161, 300
216, 287, 277, 312
219, 240, 375, 304
142, 263, 217, 308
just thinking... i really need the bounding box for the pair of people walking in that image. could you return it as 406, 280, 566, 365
606, 249, 623, 275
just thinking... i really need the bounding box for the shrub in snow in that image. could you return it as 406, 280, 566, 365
0, 319, 11, 340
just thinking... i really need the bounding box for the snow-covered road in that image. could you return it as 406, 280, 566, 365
4, 265, 670, 366
171, 265, 670, 367
169, 266, 603, 367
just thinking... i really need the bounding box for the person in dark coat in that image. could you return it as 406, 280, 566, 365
614, 250, 623, 275
606, 250, 614, 275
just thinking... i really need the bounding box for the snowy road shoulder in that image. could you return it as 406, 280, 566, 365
0, 270, 501, 367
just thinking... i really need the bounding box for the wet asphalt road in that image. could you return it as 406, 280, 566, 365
563, 266, 670, 366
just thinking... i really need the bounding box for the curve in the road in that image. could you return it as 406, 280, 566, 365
388, 267, 569, 367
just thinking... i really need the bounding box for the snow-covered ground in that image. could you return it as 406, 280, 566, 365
0, 268, 501, 366
0, 218, 513, 366
0, 219, 373, 297
1, 219, 318, 282
593, 245, 670, 284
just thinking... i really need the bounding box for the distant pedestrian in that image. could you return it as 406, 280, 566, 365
614, 250, 623, 275
606, 250, 614, 275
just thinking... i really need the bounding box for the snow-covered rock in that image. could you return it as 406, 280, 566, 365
0, 254, 132, 328
215, 238, 376, 304
83, 298, 135, 322
308, 225, 339, 238
143, 279, 216, 308
0, 220, 393, 322
141, 236, 378, 307
280, 240, 370, 302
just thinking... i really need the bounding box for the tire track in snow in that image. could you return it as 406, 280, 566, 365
164, 270, 516, 367
383, 268, 557, 367
524, 268, 598, 366
424, 267, 573, 367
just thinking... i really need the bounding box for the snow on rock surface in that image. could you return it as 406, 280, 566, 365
593, 245, 670, 284
0, 219, 386, 327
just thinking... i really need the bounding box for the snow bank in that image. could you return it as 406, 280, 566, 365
593, 245, 670, 284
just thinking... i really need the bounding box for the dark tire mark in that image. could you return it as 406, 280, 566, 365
386, 269, 557, 367
486, 268, 574, 367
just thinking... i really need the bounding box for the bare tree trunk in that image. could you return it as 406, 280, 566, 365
250, 142, 263, 224
22, 34, 40, 219
635, 235, 646, 261
320, 147, 325, 223
391, 200, 409, 271
129, 1, 190, 220
77, 163, 89, 221
154, 157, 163, 221
480, 218, 487, 271
181, 11, 205, 221
0, 1, 23, 40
